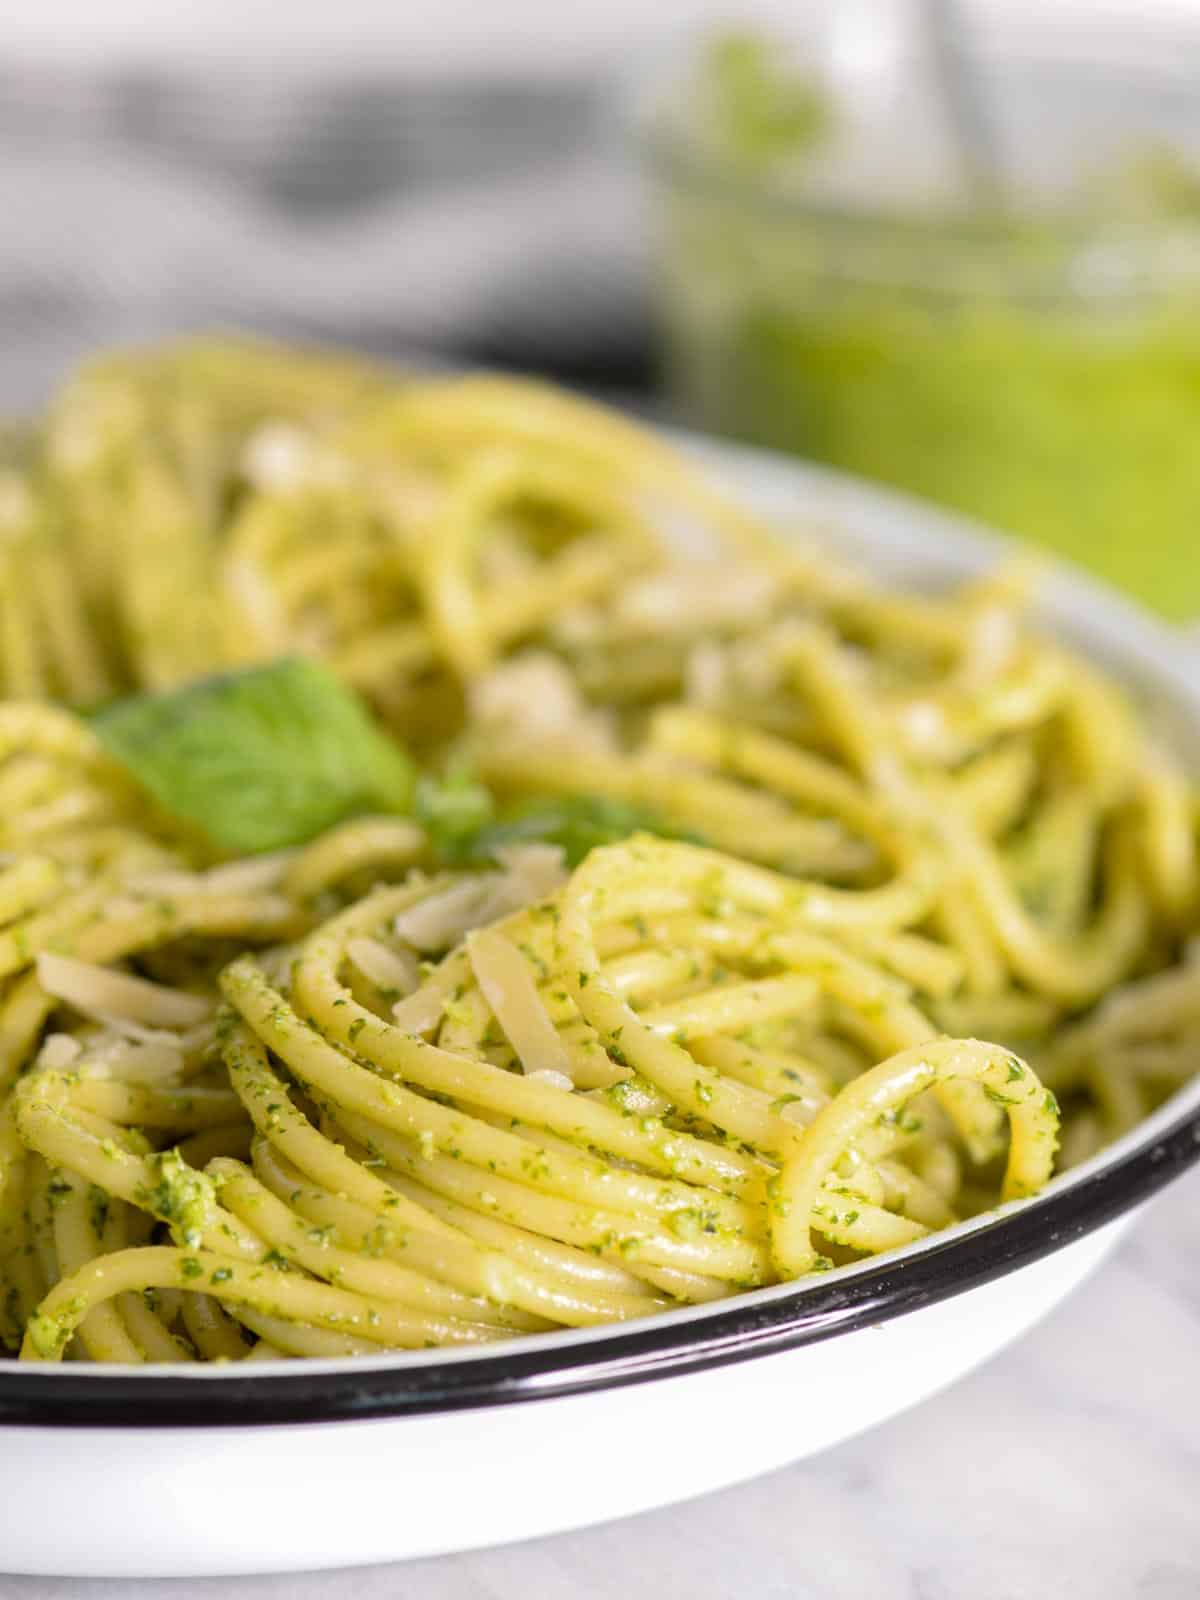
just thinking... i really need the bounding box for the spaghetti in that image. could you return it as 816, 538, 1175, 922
0, 338, 1194, 1363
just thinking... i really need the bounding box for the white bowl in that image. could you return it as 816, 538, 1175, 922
2, 437, 1198, 1579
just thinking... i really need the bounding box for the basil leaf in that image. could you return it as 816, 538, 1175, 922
430, 791, 703, 869
413, 767, 497, 863
92, 658, 415, 853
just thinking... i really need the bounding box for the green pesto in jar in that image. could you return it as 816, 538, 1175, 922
654, 34, 1200, 621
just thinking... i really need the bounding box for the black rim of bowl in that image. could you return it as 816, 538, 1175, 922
1, 1094, 1197, 1428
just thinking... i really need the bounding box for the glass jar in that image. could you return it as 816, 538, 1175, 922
643, 18, 1200, 620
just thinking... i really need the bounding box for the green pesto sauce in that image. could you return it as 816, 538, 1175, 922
135, 1147, 216, 1248
25, 1310, 69, 1359
664, 279, 1200, 620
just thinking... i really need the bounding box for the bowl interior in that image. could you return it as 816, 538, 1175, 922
4, 431, 1200, 1394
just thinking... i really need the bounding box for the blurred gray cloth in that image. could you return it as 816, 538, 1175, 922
0, 66, 650, 412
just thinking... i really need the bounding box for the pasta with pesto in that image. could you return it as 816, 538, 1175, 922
0, 337, 1194, 1364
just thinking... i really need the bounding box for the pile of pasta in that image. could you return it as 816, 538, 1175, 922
0, 340, 730, 742
1, 338, 1197, 1364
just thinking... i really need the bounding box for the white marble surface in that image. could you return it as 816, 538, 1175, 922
3, 1168, 1197, 1600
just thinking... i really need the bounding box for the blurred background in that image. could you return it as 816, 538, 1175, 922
3, 0, 1200, 613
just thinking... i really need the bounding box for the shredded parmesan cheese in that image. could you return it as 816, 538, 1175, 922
525, 1068, 575, 1092
240, 422, 349, 494
616, 564, 778, 632
391, 985, 444, 1035
471, 654, 615, 753
133, 854, 293, 899
347, 936, 420, 997
36, 1033, 82, 1072
392, 849, 567, 954
487, 845, 567, 912
73, 1032, 187, 1084
37, 953, 213, 1029
393, 880, 494, 952
467, 927, 574, 1082
81, 1022, 213, 1084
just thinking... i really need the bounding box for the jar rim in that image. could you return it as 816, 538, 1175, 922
635, 29, 1200, 250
